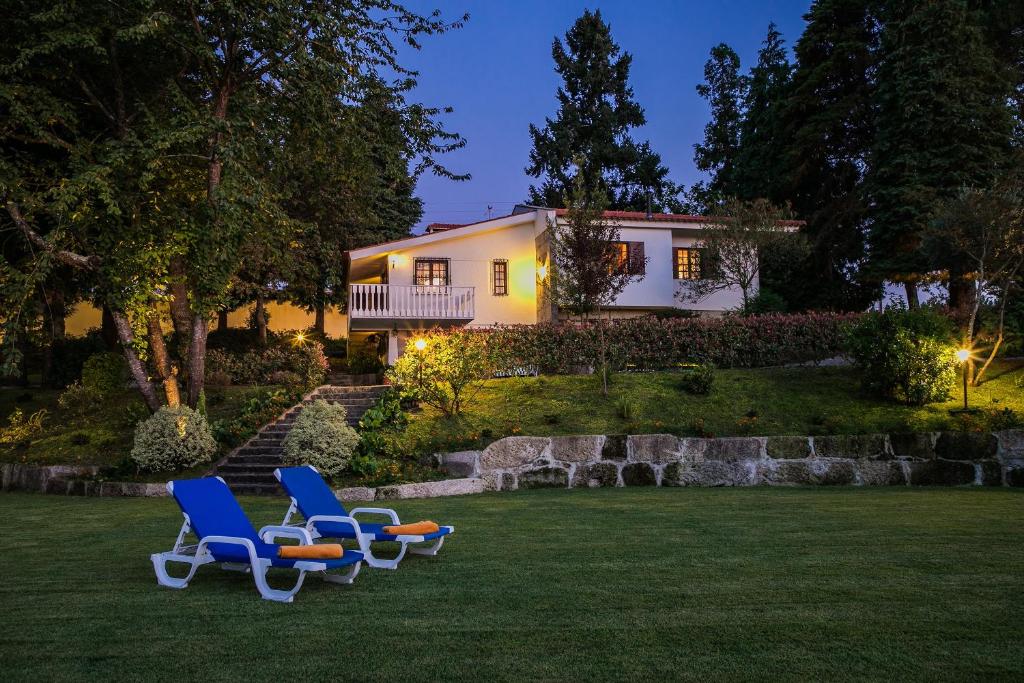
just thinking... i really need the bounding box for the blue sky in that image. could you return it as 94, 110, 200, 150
400, 1, 812, 229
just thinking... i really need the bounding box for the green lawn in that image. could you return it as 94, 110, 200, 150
0, 488, 1021, 681
0, 385, 284, 468
399, 362, 1024, 453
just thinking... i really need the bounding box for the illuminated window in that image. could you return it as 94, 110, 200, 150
674, 248, 701, 280
611, 242, 630, 273
414, 258, 449, 286
492, 259, 508, 296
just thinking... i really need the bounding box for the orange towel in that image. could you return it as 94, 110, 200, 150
277, 543, 343, 560
382, 521, 440, 536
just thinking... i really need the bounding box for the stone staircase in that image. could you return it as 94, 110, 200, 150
213, 381, 389, 495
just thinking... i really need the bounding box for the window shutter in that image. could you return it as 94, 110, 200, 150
672, 248, 680, 279
628, 241, 645, 276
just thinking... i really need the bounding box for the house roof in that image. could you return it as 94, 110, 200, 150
424, 223, 466, 233
553, 208, 805, 228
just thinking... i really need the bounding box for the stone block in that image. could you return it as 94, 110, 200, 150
480, 471, 501, 492
763, 458, 855, 485
817, 460, 856, 485
480, 437, 550, 470
856, 461, 907, 486
571, 462, 619, 488
978, 460, 1003, 487
1007, 465, 1024, 487
908, 460, 976, 486
995, 430, 1024, 460
889, 432, 935, 459
601, 435, 628, 460
336, 486, 376, 502
934, 432, 998, 460
627, 434, 680, 463
550, 435, 604, 463
664, 460, 754, 487
440, 451, 480, 478
813, 434, 887, 459
620, 462, 657, 486
765, 436, 811, 460
703, 437, 762, 462
517, 467, 568, 489
500, 472, 518, 491
376, 478, 485, 500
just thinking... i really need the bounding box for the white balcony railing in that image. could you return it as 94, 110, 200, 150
349, 284, 475, 320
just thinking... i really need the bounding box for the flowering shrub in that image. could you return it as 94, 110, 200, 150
387, 329, 492, 415
206, 336, 327, 387
482, 312, 858, 373
130, 406, 217, 472
282, 400, 360, 477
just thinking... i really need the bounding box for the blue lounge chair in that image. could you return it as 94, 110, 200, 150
275, 465, 454, 570
151, 476, 363, 602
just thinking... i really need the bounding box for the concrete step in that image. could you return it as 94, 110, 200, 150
227, 482, 282, 496
217, 462, 281, 474
229, 453, 282, 465
236, 445, 283, 457
249, 438, 287, 448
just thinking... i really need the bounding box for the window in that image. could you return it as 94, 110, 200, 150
414, 258, 449, 286
674, 248, 701, 280
492, 259, 508, 296
610, 241, 645, 275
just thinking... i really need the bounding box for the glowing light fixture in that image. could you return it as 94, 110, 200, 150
388, 254, 404, 269
953, 347, 974, 413
294, 332, 306, 344
537, 264, 548, 280
413, 338, 427, 351
955, 348, 970, 363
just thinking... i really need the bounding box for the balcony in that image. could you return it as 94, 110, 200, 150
349, 284, 475, 331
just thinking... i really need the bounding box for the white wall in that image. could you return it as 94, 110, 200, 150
670, 233, 750, 312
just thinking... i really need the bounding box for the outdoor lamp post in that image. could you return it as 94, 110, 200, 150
955, 348, 971, 412
413, 337, 426, 387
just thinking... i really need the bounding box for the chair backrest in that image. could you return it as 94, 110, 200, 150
169, 477, 259, 543
276, 466, 348, 520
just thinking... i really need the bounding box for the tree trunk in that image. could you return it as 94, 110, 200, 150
255, 293, 267, 345
904, 281, 920, 309
167, 257, 193, 340
314, 301, 326, 336
109, 309, 161, 412
217, 309, 229, 331
947, 268, 975, 327
40, 287, 66, 388
101, 305, 119, 350
146, 313, 180, 408
186, 313, 208, 407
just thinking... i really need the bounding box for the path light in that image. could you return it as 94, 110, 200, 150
537, 264, 548, 280
953, 348, 973, 413
413, 338, 427, 352
293, 332, 307, 345
413, 337, 427, 387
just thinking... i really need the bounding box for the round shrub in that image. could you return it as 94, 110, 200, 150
677, 363, 715, 395
130, 405, 217, 473
282, 399, 360, 477
845, 307, 958, 405
81, 352, 128, 394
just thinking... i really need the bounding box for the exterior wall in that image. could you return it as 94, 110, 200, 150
670, 233, 752, 312
64, 302, 348, 338
381, 220, 540, 327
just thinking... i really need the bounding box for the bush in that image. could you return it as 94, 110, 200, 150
46, 332, 109, 388
82, 352, 128, 394
130, 405, 217, 473
348, 344, 383, 374
268, 370, 303, 386
57, 381, 105, 415
0, 408, 47, 447
845, 307, 958, 406
282, 400, 360, 477
210, 387, 302, 448
677, 363, 715, 394
204, 336, 328, 387
386, 329, 492, 415
483, 312, 857, 375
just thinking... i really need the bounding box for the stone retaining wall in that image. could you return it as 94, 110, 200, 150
440, 431, 1024, 490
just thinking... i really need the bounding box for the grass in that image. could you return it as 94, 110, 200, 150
0, 488, 1021, 681
398, 361, 1024, 452
0, 385, 284, 468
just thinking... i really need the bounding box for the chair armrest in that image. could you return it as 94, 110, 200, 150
259, 525, 313, 545
305, 515, 370, 554
349, 507, 400, 524
195, 535, 259, 564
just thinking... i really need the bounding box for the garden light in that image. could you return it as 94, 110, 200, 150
954, 347, 973, 413
955, 348, 970, 363
414, 338, 427, 351
293, 332, 306, 345
537, 264, 548, 280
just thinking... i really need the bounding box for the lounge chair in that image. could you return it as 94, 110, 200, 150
151, 476, 363, 602
275, 465, 454, 570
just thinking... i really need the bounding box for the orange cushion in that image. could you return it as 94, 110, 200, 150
277, 543, 343, 559
382, 521, 441, 536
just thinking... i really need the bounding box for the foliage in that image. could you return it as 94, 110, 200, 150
387, 329, 493, 416
0, 408, 47, 447
81, 352, 129, 396
358, 389, 408, 432
525, 9, 682, 210
130, 406, 216, 473
744, 289, 788, 315
57, 382, 104, 417
205, 337, 327, 388
347, 344, 384, 374
691, 43, 744, 211
210, 387, 303, 449
845, 308, 958, 405
484, 312, 856, 374
282, 400, 360, 478
678, 198, 802, 311
677, 364, 716, 395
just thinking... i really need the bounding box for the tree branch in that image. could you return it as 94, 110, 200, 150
5, 200, 101, 271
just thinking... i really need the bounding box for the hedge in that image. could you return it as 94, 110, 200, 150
479, 312, 860, 373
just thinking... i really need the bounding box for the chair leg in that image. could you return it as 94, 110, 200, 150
251, 559, 307, 603
409, 536, 445, 557
151, 552, 204, 590
363, 541, 408, 570
322, 560, 362, 585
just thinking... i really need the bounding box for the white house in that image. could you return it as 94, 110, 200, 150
346, 205, 800, 363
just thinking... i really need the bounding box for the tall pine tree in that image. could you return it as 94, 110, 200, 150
691, 44, 744, 211
526, 10, 680, 210
867, 0, 1014, 307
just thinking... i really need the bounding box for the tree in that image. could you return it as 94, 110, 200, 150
526, 10, 680, 210
678, 198, 800, 311
867, 0, 1015, 309
386, 329, 492, 416
691, 44, 744, 211
928, 169, 1024, 385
